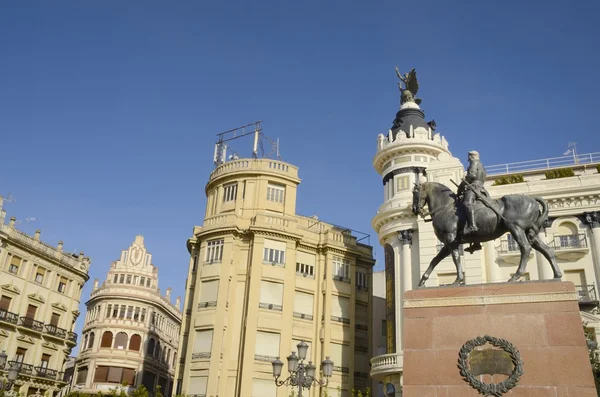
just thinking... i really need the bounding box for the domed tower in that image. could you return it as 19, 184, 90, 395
72, 236, 182, 395
370, 69, 465, 395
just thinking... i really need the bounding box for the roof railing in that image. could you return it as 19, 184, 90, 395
487, 152, 600, 175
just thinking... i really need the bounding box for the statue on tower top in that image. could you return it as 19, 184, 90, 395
395, 67, 422, 105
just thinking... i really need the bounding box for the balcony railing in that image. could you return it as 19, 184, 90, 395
552, 234, 588, 250
370, 353, 403, 381
35, 366, 58, 379
19, 317, 44, 332
197, 301, 217, 309
258, 302, 283, 311
45, 324, 67, 338
254, 354, 277, 362
576, 285, 599, 305
8, 361, 34, 376
293, 312, 313, 321
0, 309, 19, 325
191, 352, 211, 360
331, 316, 350, 324
67, 332, 78, 343
496, 239, 520, 254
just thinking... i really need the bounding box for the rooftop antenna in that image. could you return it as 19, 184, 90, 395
15, 217, 37, 225
212, 121, 283, 167
564, 141, 578, 164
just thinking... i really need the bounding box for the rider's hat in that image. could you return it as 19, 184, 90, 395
468, 150, 480, 157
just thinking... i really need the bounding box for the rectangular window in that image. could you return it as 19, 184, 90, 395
198, 280, 219, 308
332, 256, 350, 282
254, 331, 280, 361
34, 268, 45, 284
26, 304, 37, 319
57, 277, 68, 293
50, 313, 60, 326
0, 295, 12, 311
205, 239, 224, 264
293, 291, 314, 320
134, 307, 140, 321
356, 271, 368, 290
330, 343, 349, 373
252, 378, 276, 397
126, 306, 134, 319
140, 276, 145, 286
15, 347, 27, 363
146, 278, 151, 287
119, 274, 125, 284
259, 281, 283, 311
112, 305, 119, 318
331, 296, 350, 324
223, 183, 238, 203
107, 367, 124, 383
395, 176, 410, 192
134, 276, 139, 285
266, 183, 285, 203
113, 274, 118, 283
262, 239, 287, 266
296, 262, 315, 278
119, 305, 126, 319
106, 304, 112, 318
76, 367, 88, 385
126, 275, 132, 284
192, 329, 213, 359
8, 256, 21, 275
141, 308, 147, 322
40, 353, 51, 368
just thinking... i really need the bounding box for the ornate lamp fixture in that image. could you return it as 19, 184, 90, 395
0, 351, 20, 391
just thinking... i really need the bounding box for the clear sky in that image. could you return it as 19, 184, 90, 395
1, 1, 599, 350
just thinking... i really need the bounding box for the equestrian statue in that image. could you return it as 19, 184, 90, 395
412, 151, 562, 286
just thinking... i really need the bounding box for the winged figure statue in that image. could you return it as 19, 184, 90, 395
395, 67, 422, 105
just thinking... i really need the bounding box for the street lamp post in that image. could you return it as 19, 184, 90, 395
0, 351, 20, 392
272, 341, 334, 397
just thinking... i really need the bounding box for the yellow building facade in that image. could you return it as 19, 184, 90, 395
0, 197, 91, 395
175, 159, 375, 397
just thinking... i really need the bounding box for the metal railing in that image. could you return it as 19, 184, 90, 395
197, 301, 217, 309
496, 239, 520, 254
0, 309, 19, 325
551, 234, 588, 250
487, 152, 600, 175
35, 366, 58, 379
45, 324, 67, 338
8, 361, 33, 375
576, 285, 598, 303
331, 316, 350, 324
254, 354, 278, 362
258, 302, 283, 311
191, 352, 211, 360
333, 275, 351, 283
19, 317, 44, 332
293, 312, 313, 321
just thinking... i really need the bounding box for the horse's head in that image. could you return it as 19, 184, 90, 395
412, 182, 426, 216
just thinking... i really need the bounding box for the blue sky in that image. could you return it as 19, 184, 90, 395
2, 1, 599, 347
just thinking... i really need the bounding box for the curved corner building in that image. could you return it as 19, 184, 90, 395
72, 236, 182, 395
175, 158, 376, 397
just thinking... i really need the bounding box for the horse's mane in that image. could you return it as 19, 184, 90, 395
424, 181, 455, 198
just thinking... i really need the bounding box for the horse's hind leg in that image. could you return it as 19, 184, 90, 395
531, 234, 562, 279
507, 226, 531, 282
450, 243, 465, 285
419, 245, 451, 287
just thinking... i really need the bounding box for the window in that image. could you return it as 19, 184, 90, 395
192, 256, 198, 272
57, 276, 68, 293
50, 313, 60, 326
205, 239, 224, 264
15, 347, 27, 363
112, 305, 119, 318
134, 307, 140, 321
76, 367, 88, 385
189, 377, 208, 397
126, 275, 132, 284
252, 378, 276, 397
88, 332, 95, 350
34, 268, 45, 284
356, 271, 368, 290
332, 256, 350, 282
94, 366, 135, 385
146, 278, 151, 287
293, 291, 314, 320
126, 306, 134, 319
263, 248, 285, 265
147, 338, 155, 356
114, 332, 128, 349
8, 256, 21, 274
254, 331, 280, 361
119, 274, 125, 284
266, 183, 285, 203
198, 280, 219, 308
26, 304, 37, 320
331, 296, 350, 324
330, 343, 349, 373
259, 281, 283, 311
140, 277, 145, 286
141, 308, 147, 322
129, 334, 141, 351
113, 274, 118, 283
296, 263, 314, 278
101, 331, 113, 348
223, 183, 238, 203
0, 295, 12, 311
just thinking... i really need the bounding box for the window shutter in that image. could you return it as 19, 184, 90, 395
329, 343, 344, 365
252, 378, 276, 397
296, 251, 316, 266
123, 368, 136, 386
94, 366, 109, 382
331, 296, 349, 318
263, 239, 287, 252
76, 367, 88, 384
293, 292, 314, 316
255, 332, 280, 358
193, 330, 213, 354
199, 280, 219, 304
26, 304, 37, 319
0, 296, 11, 311
188, 376, 208, 395
107, 367, 123, 383
259, 281, 283, 306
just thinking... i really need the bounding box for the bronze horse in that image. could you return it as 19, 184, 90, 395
412, 181, 562, 286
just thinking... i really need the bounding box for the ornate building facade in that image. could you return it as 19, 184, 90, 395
72, 236, 182, 396
175, 158, 375, 397
0, 197, 91, 395
369, 75, 600, 396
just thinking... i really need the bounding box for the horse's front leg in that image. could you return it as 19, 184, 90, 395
507, 226, 532, 282
419, 245, 452, 287
450, 244, 465, 285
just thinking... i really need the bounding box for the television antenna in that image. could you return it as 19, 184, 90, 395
213, 121, 282, 167
564, 141, 578, 164
15, 217, 37, 225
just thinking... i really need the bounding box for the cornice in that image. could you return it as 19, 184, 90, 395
404, 291, 578, 309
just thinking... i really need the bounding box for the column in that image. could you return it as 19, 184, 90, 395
584, 212, 600, 288
537, 230, 555, 280
484, 241, 500, 283
399, 230, 413, 293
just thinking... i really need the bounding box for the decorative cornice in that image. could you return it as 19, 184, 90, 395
251, 228, 301, 242
404, 291, 578, 308
28, 293, 46, 304
297, 243, 318, 253
51, 302, 68, 312
584, 211, 600, 229
16, 335, 36, 344
1, 283, 21, 295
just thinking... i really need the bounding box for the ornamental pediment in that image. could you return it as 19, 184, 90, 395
51, 302, 68, 312
0, 329, 9, 338
1, 283, 20, 295
72, 310, 80, 319
42, 342, 59, 351
16, 335, 36, 344
28, 293, 46, 304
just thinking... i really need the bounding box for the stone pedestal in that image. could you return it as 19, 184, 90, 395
402, 281, 597, 396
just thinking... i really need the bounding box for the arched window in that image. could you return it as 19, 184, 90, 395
88, 332, 95, 350
147, 338, 155, 356
83, 334, 89, 350
100, 331, 113, 348
114, 332, 128, 350
129, 334, 141, 351
172, 352, 177, 367
155, 341, 161, 358
162, 346, 167, 362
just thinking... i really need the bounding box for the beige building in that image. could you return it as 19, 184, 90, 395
370, 271, 386, 397
72, 236, 182, 396
0, 197, 91, 395
369, 84, 600, 395
175, 158, 375, 397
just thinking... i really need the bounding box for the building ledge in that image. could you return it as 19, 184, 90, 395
370, 352, 403, 381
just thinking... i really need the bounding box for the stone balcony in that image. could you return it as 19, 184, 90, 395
370, 352, 403, 381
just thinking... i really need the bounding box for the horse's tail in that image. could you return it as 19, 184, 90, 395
527, 197, 548, 242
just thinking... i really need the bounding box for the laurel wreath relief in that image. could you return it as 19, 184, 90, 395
457, 335, 524, 397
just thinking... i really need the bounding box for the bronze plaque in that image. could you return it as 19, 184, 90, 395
468, 348, 514, 376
